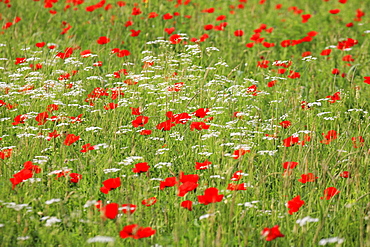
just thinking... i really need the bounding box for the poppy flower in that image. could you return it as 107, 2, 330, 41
141, 197, 157, 207
167, 111, 191, 124
69, 173, 82, 183
283, 162, 298, 170
163, 13, 173, 20
283, 136, 300, 147
287, 196, 305, 215
121, 204, 137, 214
156, 120, 176, 131
232, 149, 250, 159
169, 34, 182, 44
204, 24, 214, 30
64, 134, 80, 146
46, 104, 59, 112
130, 29, 141, 37
261, 225, 285, 241
148, 12, 159, 18
298, 173, 318, 183
160, 177, 178, 190
35, 111, 49, 125
10, 169, 33, 189
132, 162, 150, 173
165, 27, 175, 35
104, 103, 118, 110
80, 143, 96, 153
279, 121, 291, 129
181, 200, 193, 211
97, 36, 110, 45
198, 187, 224, 205
0, 149, 12, 160
320, 130, 338, 144
227, 183, 247, 191
320, 187, 340, 200
195, 160, 212, 170
102, 203, 119, 219
339, 171, 350, 178
15, 57, 26, 65
230, 170, 244, 181
329, 9, 340, 14
23, 161, 41, 173
132, 116, 149, 128
178, 182, 198, 197
100, 177, 121, 194
131, 7, 142, 15
119, 224, 156, 239
320, 49, 332, 56
193, 108, 210, 118
179, 172, 199, 183
36, 42, 46, 48
190, 122, 210, 131
140, 130, 152, 136
351, 136, 364, 148
234, 30, 244, 37
363, 76, 370, 84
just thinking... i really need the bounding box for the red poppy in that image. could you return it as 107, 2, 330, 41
365, 77, 370, 84
102, 203, 119, 219
148, 12, 159, 18
320, 187, 340, 200
160, 177, 178, 190
104, 103, 118, 110
339, 171, 350, 178
131, 7, 142, 15
195, 160, 212, 170
302, 51, 311, 57
167, 111, 191, 124
69, 173, 82, 183
141, 197, 157, 207
283, 162, 298, 169
100, 177, 121, 194
165, 27, 175, 35
121, 204, 137, 214
140, 130, 152, 135
261, 225, 285, 241
119, 224, 156, 239
351, 136, 364, 148
320, 49, 332, 56
23, 161, 41, 173
298, 173, 318, 183
230, 170, 243, 181
180, 172, 199, 183
288, 71, 301, 79
130, 29, 141, 37
132, 116, 149, 128
15, 57, 26, 65
181, 200, 193, 211
287, 195, 305, 215
279, 121, 291, 129
283, 136, 300, 147
156, 120, 176, 131
97, 36, 110, 45
301, 14, 311, 23
198, 187, 224, 205
169, 34, 182, 44
163, 13, 173, 20
193, 108, 210, 118
204, 24, 214, 30
178, 181, 198, 197
227, 183, 247, 191
10, 169, 33, 189
80, 143, 95, 153
190, 122, 210, 131
232, 149, 250, 159
35, 111, 49, 125
132, 162, 150, 173
0, 149, 12, 160
46, 104, 59, 112
64, 134, 80, 146
320, 130, 338, 144
329, 9, 340, 14
36, 42, 46, 48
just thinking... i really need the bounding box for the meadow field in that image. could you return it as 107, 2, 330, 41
0, 0, 369, 246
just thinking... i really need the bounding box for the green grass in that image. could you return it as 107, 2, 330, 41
0, 0, 370, 246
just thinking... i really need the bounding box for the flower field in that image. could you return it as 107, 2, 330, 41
0, 0, 369, 246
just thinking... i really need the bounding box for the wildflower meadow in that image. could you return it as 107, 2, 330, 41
0, 0, 369, 246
